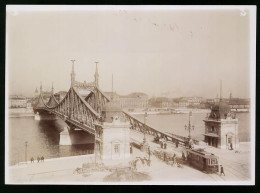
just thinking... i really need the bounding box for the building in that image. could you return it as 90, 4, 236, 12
94, 100, 131, 166
119, 92, 148, 111
203, 100, 239, 149
229, 98, 250, 112
187, 96, 203, 106
9, 95, 27, 108
149, 97, 172, 108
177, 98, 190, 108
104, 92, 148, 111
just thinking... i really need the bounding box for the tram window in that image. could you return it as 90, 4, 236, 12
211, 159, 217, 165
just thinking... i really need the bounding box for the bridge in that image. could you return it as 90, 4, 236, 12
33, 61, 190, 146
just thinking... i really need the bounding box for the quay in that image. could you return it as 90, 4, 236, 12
7, 129, 251, 184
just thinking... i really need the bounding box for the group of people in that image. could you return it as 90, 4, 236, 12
30, 156, 44, 163
159, 137, 167, 149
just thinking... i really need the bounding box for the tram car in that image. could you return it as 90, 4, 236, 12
186, 148, 219, 173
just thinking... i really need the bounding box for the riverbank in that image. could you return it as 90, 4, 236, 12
8, 107, 34, 118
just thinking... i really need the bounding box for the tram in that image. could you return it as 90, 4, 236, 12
186, 148, 219, 173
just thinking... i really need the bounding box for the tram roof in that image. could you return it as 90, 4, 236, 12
186, 148, 219, 159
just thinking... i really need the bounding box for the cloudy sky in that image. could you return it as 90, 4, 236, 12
6, 6, 255, 98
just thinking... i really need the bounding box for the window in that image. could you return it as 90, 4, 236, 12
114, 144, 120, 153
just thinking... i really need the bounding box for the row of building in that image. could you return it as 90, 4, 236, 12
8, 95, 32, 108
9, 90, 250, 113
150, 96, 250, 111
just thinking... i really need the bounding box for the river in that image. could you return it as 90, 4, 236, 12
7, 112, 251, 166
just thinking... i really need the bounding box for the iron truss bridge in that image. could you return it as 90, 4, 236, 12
34, 84, 191, 146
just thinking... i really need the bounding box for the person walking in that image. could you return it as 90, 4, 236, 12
30, 157, 34, 163
163, 152, 166, 162
148, 146, 151, 161
220, 165, 225, 176
182, 151, 186, 160
176, 140, 179, 148
41, 156, 44, 162
164, 141, 167, 149
172, 154, 176, 166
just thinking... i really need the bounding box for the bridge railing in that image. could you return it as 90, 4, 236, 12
123, 111, 199, 146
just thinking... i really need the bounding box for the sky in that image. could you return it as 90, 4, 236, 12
6, 6, 255, 99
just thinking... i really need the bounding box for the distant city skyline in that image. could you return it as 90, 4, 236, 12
6, 6, 254, 99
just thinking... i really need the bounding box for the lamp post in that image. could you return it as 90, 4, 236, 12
143, 111, 147, 143
184, 111, 195, 139
141, 111, 149, 152
25, 141, 28, 164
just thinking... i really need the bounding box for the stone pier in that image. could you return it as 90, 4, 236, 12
34, 112, 40, 120
60, 126, 72, 145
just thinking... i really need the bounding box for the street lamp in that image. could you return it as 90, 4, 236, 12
25, 141, 28, 164
184, 111, 195, 139
143, 111, 147, 143
141, 111, 149, 152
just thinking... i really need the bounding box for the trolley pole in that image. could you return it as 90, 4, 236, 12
143, 111, 147, 143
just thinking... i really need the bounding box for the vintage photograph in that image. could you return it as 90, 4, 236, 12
5, 5, 256, 185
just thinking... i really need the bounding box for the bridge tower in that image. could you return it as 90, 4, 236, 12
71, 59, 76, 87
94, 61, 99, 88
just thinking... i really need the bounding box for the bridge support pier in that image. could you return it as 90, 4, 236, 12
34, 112, 40, 121
60, 126, 72, 145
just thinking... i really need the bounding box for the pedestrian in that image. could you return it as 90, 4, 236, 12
41, 156, 44, 162
182, 151, 186, 160
173, 156, 177, 167
130, 145, 133, 154
176, 140, 179, 148
31, 157, 34, 163
37, 156, 40, 163
172, 154, 176, 166
148, 146, 151, 161
220, 165, 225, 176
163, 152, 166, 162
230, 143, 233, 150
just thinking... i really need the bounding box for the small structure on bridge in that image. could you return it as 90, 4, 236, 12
94, 100, 131, 166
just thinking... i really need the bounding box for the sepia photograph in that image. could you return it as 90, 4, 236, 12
5, 5, 256, 185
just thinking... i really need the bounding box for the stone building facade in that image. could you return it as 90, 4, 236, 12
203, 101, 239, 149
94, 100, 131, 166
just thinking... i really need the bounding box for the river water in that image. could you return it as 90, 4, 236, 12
7, 112, 251, 166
